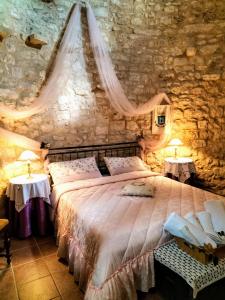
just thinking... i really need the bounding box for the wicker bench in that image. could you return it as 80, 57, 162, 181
154, 241, 225, 300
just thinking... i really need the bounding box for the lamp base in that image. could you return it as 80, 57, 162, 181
27, 161, 32, 179
26, 174, 33, 179
174, 147, 178, 159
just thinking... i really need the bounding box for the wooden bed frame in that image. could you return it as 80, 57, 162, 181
45, 141, 142, 175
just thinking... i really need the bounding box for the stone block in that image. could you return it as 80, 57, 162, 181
173, 58, 189, 66
183, 109, 195, 119
192, 140, 207, 148
126, 121, 139, 131
186, 47, 197, 57
41, 124, 54, 133
202, 74, 220, 81
183, 122, 197, 130
199, 44, 218, 56
96, 126, 108, 135
218, 98, 225, 106
198, 120, 208, 129
53, 136, 65, 141
110, 121, 125, 131
93, 7, 108, 18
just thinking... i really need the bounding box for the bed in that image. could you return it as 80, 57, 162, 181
46, 142, 225, 300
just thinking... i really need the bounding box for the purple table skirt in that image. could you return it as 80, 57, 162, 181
8, 198, 50, 239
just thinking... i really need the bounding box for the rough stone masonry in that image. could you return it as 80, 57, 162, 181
0, 0, 224, 214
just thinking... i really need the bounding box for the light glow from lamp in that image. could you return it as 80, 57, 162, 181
168, 138, 183, 159
18, 150, 39, 178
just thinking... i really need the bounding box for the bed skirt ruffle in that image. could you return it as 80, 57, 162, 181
58, 236, 155, 300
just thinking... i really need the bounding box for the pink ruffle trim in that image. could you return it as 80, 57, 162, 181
62, 237, 155, 300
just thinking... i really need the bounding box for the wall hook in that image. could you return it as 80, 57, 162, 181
25, 34, 47, 50
0, 32, 8, 42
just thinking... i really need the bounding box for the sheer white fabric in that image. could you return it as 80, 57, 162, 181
0, 3, 171, 151
0, 127, 41, 150
0, 4, 82, 120
87, 4, 171, 117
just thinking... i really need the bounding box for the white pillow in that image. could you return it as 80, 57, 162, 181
104, 156, 148, 176
48, 157, 102, 185
120, 181, 154, 197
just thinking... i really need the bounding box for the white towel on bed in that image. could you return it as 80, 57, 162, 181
180, 225, 201, 247
184, 212, 203, 230
164, 212, 217, 248
204, 200, 225, 233
196, 211, 217, 236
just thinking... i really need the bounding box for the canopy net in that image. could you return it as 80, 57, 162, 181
0, 3, 171, 151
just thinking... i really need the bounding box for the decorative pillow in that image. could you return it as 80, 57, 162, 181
120, 181, 154, 197
48, 157, 102, 185
104, 156, 148, 176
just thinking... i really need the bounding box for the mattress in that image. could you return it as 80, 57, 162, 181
51, 170, 224, 300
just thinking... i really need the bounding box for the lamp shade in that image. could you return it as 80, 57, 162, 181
168, 138, 183, 146
18, 150, 39, 161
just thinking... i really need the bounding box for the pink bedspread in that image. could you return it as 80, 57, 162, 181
52, 171, 224, 300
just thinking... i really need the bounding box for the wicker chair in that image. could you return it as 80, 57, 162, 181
0, 219, 11, 265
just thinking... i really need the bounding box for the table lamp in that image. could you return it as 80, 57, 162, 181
168, 138, 183, 159
18, 150, 40, 178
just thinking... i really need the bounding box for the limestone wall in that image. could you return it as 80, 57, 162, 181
0, 0, 224, 214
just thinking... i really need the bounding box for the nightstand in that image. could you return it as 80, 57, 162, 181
6, 174, 51, 238
164, 157, 196, 183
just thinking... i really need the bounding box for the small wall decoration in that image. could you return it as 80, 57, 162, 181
25, 34, 47, 50
0, 31, 7, 42
152, 105, 171, 134
157, 115, 166, 127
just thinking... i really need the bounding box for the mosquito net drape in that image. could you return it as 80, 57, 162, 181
0, 4, 82, 120
0, 3, 171, 151
86, 4, 170, 116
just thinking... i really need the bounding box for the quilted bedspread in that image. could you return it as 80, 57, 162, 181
52, 171, 224, 300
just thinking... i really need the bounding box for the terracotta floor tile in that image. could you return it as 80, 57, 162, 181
0, 267, 18, 300
52, 271, 84, 300
35, 235, 55, 245
43, 253, 68, 274
11, 237, 36, 251
38, 239, 58, 257
12, 245, 41, 266
0, 285, 18, 300
14, 259, 49, 287
0, 267, 14, 286
18, 275, 60, 300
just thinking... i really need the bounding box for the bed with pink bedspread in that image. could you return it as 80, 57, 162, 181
51, 170, 224, 300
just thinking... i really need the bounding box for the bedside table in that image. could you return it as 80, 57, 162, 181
164, 157, 196, 183
6, 174, 51, 238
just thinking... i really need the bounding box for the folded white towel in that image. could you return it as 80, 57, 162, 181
204, 200, 225, 233
180, 225, 201, 247
184, 212, 203, 230
196, 211, 217, 236
164, 212, 217, 248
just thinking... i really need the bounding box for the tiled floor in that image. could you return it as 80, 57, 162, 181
0, 235, 164, 300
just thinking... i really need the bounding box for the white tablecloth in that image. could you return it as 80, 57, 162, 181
164, 157, 196, 183
6, 174, 51, 212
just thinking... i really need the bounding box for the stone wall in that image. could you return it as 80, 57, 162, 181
0, 0, 224, 215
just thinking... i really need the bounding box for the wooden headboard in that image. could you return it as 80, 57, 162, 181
46, 141, 142, 175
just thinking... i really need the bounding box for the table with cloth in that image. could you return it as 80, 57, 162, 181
154, 241, 225, 299
6, 174, 51, 238
164, 157, 196, 183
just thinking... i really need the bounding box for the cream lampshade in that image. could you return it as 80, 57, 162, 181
168, 138, 183, 159
18, 150, 40, 178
